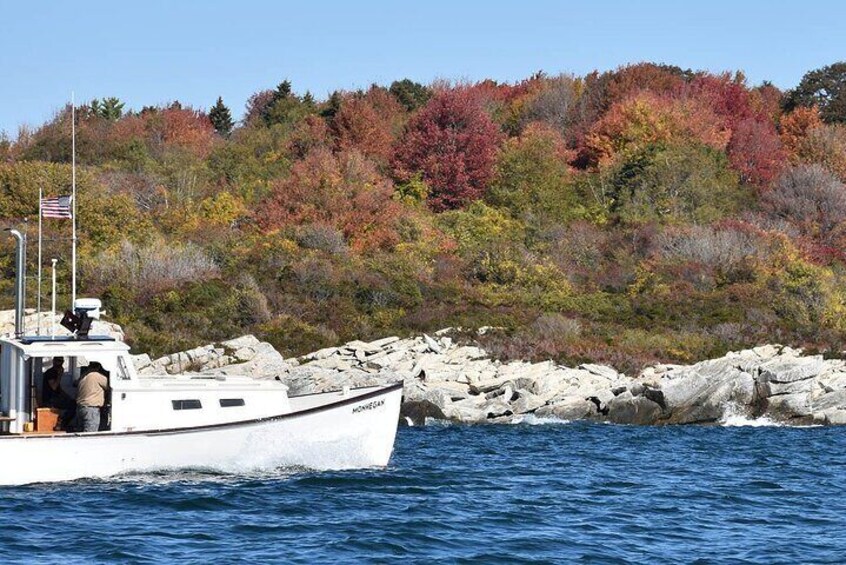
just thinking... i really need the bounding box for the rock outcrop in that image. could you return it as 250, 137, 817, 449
132, 328, 846, 427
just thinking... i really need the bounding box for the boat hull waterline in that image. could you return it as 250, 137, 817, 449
0, 383, 403, 486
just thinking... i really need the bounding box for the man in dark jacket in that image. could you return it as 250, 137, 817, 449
41, 357, 65, 406
42, 357, 76, 430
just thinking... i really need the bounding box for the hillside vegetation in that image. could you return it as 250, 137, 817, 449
2, 62, 846, 373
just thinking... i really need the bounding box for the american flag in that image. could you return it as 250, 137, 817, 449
41, 195, 73, 219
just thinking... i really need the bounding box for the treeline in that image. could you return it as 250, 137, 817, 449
1, 62, 846, 372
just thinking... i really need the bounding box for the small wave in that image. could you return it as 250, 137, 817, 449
511, 414, 571, 426
423, 417, 456, 427
720, 404, 783, 427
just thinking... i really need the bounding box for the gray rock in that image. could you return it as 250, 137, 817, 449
221, 335, 261, 350
661, 369, 755, 424
579, 363, 619, 381
423, 334, 443, 354
368, 336, 400, 348
479, 398, 514, 420
606, 392, 664, 425
812, 389, 846, 413
757, 377, 816, 398
814, 408, 846, 425
132, 353, 152, 372
758, 356, 825, 383
511, 389, 546, 414
401, 400, 447, 426
764, 392, 812, 419
535, 399, 597, 421
443, 404, 487, 424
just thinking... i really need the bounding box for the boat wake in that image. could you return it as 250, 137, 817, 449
90, 466, 314, 487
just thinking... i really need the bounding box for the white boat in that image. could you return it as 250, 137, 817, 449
0, 230, 403, 485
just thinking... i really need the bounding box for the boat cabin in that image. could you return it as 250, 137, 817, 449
0, 334, 130, 434
0, 332, 293, 435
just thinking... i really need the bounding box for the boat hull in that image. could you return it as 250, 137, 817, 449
0, 383, 403, 486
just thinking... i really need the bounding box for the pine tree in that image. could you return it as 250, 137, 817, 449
90, 97, 125, 121
209, 96, 234, 136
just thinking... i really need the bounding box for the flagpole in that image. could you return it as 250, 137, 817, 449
51, 259, 57, 337
37, 185, 42, 335
71, 92, 77, 309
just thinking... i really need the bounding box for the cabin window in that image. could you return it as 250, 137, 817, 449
117, 356, 131, 380
172, 399, 202, 411
220, 398, 245, 408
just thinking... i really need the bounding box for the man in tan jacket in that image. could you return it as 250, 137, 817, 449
76, 361, 110, 433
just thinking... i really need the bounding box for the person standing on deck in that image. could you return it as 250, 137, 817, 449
76, 362, 110, 432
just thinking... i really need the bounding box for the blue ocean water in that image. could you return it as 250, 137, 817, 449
2, 420, 845, 564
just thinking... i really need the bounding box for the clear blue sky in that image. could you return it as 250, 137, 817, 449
1, 0, 844, 135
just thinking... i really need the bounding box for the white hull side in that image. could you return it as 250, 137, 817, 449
0, 385, 402, 486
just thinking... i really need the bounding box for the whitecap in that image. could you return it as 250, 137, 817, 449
720, 404, 783, 427
510, 414, 571, 426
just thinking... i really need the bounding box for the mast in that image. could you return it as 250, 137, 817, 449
71, 92, 77, 308
37, 185, 42, 335
51, 258, 57, 337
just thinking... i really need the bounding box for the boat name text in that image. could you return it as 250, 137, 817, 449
353, 399, 385, 414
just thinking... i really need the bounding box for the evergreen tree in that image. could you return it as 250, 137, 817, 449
263, 80, 311, 128
320, 91, 343, 120
90, 97, 125, 121
209, 96, 234, 136
389, 79, 431, 112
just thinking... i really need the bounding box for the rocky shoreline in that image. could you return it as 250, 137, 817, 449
134, 328, 846, 427
4, 310, 845, 426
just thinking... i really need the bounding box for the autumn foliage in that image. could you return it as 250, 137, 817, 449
5, 61, 846, 369
582, 92, 730, 166
259, 148, 404, 252
393, 88, 501, 211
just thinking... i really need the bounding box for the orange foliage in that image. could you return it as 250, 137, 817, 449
258, 148, 404, 251
145, 105, 217, 158
796, 124, 846, 183
780, 106, 823, 157
604, 63, 687, 106
287, 115, 332, 159
104, 104, 216, 159
333, 88, 403, 163
582, 92, 731, 166
751, 83, 784, 124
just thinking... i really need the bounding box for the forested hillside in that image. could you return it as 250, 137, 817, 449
2, 62, 846, 372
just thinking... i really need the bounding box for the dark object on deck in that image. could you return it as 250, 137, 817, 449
60, 309, 93, 339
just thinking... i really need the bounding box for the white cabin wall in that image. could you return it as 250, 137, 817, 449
110, 386, 291, 432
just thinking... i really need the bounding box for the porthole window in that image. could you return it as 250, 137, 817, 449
220, 398, 245, 408
172, 399, 202, 410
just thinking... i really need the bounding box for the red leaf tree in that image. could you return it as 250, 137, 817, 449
258, 148, 403, 252
393, 88, 501, 211
727, 118, 786, 188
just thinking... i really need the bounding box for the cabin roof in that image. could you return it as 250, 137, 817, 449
0, 335, 130, 356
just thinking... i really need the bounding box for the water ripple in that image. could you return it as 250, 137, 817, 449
2, 423, 846, 563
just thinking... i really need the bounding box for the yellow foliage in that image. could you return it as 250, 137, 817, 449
200, 191, 247, 226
